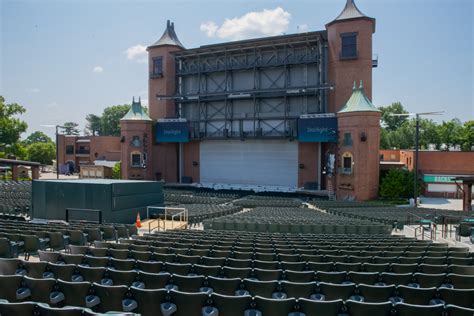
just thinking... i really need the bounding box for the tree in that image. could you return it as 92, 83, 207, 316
379, 169, 423, 199
85, 114, 102, 136
438, 119, 464, 150
23, 131, 53, 146
26, 142, 55, 166
378, 102, 408, 131
460, 120, 474, 151
62, 122, 80, 135
100, 104, 131, 136
0, 96, 28, 156
112, 161, 121, 179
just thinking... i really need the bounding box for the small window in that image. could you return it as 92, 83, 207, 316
343, 132, 353, 147
341, 33, 357, 59
131, 136, 141, 147
131, 152, 142, 168
151, 57, 163, 77
342, 152, 353, 174
66, 145, 74, 155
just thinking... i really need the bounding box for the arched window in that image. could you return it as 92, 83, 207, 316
342, 152, 353, 174
130, 151, 142, 168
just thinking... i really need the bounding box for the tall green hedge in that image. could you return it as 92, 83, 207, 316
379, 169, 423, 199
112, 162, 121, 179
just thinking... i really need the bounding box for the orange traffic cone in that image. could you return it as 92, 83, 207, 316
135, 212, 142, 228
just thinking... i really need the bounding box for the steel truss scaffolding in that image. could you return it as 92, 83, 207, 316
165, 31, 329, 140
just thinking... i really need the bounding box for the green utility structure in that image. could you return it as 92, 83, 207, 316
31, 179, 163, 224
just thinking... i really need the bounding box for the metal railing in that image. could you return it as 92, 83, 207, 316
408, 212, 437, 241
146, 206, 188, 233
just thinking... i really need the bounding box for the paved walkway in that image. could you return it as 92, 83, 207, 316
418, 197, 470, 211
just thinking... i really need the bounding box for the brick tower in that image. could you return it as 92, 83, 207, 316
120, 97, 154, 180
336, 81, 381, 200
326, 0, 376, 113
147, 20, 184, 182
321, 0, 376, 195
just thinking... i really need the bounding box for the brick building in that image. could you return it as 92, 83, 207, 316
57, 135, 121, 172
121, 0, 381, 200
380, 149, 474, 198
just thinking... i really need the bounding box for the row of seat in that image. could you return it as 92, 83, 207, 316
203, 207, 393, 234
116, 236, 455, 250
3, 265, 474, 298
65, 246, 474, 270
322, 205, 474, 227
85, 243, 474, 264
139, 229, 432, 243
1, 283, 472, 316
3, 256, 474, 289
162, 204, 242, 226
0, 225, 139, 259
233, 196, 303, 208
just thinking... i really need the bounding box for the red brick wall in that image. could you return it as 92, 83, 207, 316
148, 45, 182, 121
326, 19, 374, 113
57, 135, 121, 167
337, 112, 381, 201
183, 141, 200, 183
298, 142, 320, 188
380, 149, 401, 162
148, 45, 183, 182
120, 120, 154, 180
401, 150, 474, 175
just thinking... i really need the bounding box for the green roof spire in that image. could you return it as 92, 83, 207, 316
121, 97, 152, 121
338, 80, 381, 114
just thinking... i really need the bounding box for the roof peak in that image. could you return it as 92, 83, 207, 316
121, 97, 152, 121
338, 80, 381, 114
148, 20, 184, 49
326, 0, 375, 31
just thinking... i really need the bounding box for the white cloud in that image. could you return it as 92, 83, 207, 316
200, 21, 218, 37
93, 66, 104, 73
297, 24, 309, 33
26, 88, 40, 93
200, 7, 291, 41
124, 44, 147, 63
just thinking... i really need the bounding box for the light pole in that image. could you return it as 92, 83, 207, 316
390, 111, 444, 206
41, 124, 65, 179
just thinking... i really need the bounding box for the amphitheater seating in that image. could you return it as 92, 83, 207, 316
165, 204, 243, 226
164, 190, 234, 205
0, 180, 31, 218
233, 195, 303, 208
203, 207, 393, 234
318, 203, 474, 229
0, 227, 473, 315
0, 219, 138, 259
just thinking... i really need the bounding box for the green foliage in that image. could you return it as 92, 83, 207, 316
85, 114, 102, 136
379, 169, 422, 199
100, 105, 131, 136
26, 142, 55, 165
23, 131, 53, 146
460, 120, 474, 151
0, 96, 28, 154
62, 122, 80, 135
85, 103, 149, 137
112, 161, 121, 179
378, 101, 470, 151
379, 102, 408, 131
438, 119, 464, 149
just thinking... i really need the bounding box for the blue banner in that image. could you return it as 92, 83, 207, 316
298, 117, 338, 142
156, 121, 189, 143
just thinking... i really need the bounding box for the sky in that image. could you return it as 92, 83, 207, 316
1, 0, 473, 139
